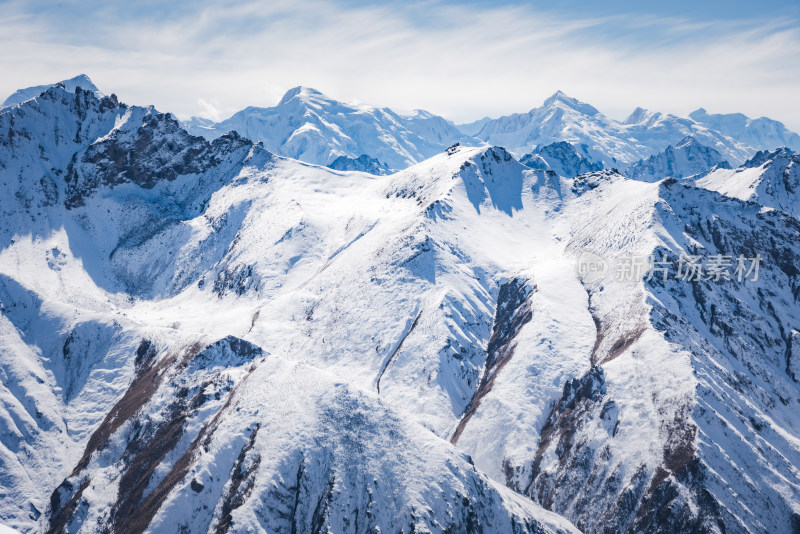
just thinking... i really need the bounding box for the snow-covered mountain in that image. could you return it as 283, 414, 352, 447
1, 78, 800, 534
327, 154, 390, 175
182, 87, 800, 175
1, 74, 101, 109
625, 136, 730, 182
0, 83, 576, 534
472, 91, 800, 167
695, 147, 800, 218
689, 108, 800, 153
519, 141, 603, 177
184, 87, 478, 171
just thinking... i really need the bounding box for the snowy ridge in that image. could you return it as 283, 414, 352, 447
179, 86, 800, 173
690, 108, 800, 153
695, 147, 800, 218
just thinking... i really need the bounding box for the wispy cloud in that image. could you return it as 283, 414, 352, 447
1, 0, 799, 129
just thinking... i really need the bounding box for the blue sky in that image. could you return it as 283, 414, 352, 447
1, 0, 799, 129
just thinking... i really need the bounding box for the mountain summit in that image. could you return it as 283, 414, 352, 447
1, 74, 101, 108
541, 90, 601, 116
184, 86, 476, 170
277, 85, 329, 105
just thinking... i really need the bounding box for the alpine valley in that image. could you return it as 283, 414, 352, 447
0, 76, 799, 534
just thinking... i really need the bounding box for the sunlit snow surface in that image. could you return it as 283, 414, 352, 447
0, 85, 798, 533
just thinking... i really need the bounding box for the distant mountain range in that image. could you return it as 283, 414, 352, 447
6, 75, 797, 175
178, 84, 800, 173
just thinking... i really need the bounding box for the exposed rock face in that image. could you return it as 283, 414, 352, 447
789, 331, 800, 384
67, 110, 249, 208
452, 278, 536, 444
44, 337, 571, 534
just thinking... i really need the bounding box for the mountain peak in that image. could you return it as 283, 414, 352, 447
67, 73, 96, 86
278, 86, 327, 106
675, 135, 700, 149
623, 107, 649, 125
2, 73, 101, 108
406, 109, 436, 119
543, 90, 571, 105
541, 90, 599, 116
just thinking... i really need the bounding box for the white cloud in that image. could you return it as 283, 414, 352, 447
0, 0, 799, 130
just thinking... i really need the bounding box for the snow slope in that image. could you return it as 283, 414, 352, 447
1, 81, 799, 534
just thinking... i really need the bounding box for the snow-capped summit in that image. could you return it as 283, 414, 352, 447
622, 106, 662, 127
182, 85, 800, 173
277, 85, 328, 105
625, 135, 729, 182
473, 92, 628, 167
541, 90, 601, 117
406, 108, 436, 119
184, 87, 478, 170
1, 74, 102, 108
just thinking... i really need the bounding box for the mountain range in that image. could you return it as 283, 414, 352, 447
0, 76, 799, 534
178, 83, 800, 173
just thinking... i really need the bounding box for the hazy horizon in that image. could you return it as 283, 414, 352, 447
2, 0, 799, 129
